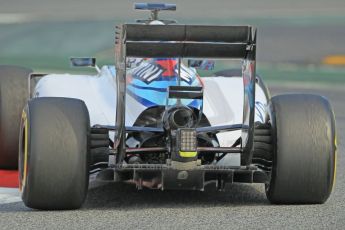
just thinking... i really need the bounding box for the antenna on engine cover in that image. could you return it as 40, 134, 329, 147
134, 3, 176, 22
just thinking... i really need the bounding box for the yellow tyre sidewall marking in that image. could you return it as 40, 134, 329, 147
330, 108, 337, 192
20, 110, 28, 192
332, 132, 337, 191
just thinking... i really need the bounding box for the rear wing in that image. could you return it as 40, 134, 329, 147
116, 24, 256, 59
114, 24, 257, 166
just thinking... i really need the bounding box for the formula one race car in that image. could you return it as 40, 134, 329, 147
0, 3, 336, 210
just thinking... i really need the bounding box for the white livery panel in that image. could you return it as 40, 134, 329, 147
34, 66, 268, 146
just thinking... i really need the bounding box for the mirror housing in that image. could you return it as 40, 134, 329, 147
70, 57, 96, 67
187, 59, 215, 70
70, 57, 100, 73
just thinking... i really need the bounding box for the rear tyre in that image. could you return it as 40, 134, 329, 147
252, 122, 273, 172
266, 94, 336, 204
0, 65, 32, 169
90, 126, 110, 165
19, 97, 90, 210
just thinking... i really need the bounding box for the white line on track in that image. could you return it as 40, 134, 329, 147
0, 177, 104, 205
0, 187, 21, 204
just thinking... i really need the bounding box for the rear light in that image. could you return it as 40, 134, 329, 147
179, 128, 197, 152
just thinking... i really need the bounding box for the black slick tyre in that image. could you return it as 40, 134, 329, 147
266, 94, 336, 204
0, 65, 32, 169
19, 97, 90, 210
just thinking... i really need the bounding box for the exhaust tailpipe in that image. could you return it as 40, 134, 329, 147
164, 106, 195, 130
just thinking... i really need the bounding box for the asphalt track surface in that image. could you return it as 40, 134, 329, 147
0, 84, 343, 230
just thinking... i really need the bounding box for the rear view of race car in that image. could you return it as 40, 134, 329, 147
0, 3, 336, 210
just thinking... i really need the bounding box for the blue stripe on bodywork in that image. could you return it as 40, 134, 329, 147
129, 83, 167, 92
127, 89, 157, 107
127, 85, 201, 108
128, 77, 202, 107
127, 84, 167, 106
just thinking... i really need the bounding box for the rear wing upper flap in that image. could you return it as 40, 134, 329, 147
116, 24, 256, 59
